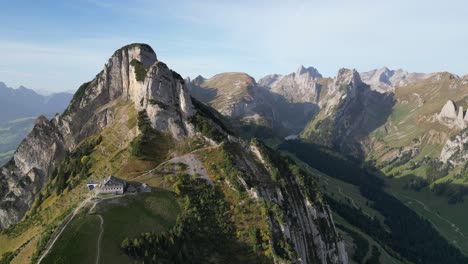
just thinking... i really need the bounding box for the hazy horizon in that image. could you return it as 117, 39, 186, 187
1, 0, 467, 92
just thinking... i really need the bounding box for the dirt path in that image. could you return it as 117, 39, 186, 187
37, 144, 222, 263
95, 215, 104, 264
168, 153, 213, 184
337, 187, 359, 209
133, 143, 222, 181
37, 194, 95, 264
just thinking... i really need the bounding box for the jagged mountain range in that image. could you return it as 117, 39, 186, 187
190, 66, 468, 168
0, 44, 347, 264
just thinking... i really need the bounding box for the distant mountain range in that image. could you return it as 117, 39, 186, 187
189, 66, 468, 182
0, 82, 72, 165
0, 82, 73, 124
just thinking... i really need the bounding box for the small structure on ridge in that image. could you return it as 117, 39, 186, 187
86, 176, 128, 195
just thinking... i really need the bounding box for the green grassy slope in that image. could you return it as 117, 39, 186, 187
41, 214, 100, 264
367, 73, 468, 183
42, 190, 180, 264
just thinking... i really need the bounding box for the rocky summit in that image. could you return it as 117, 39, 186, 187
259, 65, 323, 104
0, 44, 198, 229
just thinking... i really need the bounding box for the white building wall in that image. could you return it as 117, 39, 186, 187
96, 186, 124, 194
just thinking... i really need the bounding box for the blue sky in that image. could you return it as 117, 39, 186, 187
0, 0, 467, 92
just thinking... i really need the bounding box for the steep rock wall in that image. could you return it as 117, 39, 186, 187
0, 43, 194, 230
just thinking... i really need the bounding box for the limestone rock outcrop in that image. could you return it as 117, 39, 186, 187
300, 68, 395, 155
259, 65, 323, 103
440, 128, 468, 165
245, 143, 348, 264
188, 72, 319, 136
438, 100, 467, 129
0, 117, 65, 229
439, 100, 458, 119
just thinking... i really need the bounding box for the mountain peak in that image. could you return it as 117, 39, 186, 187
439, 100, 458, 119
16, 85, 36, 93
63, 43, 195, 140
192, 75, 206, 86
295, 65, 322, 78
379, 66, 391, 72
112, 43, 157, 68
336, 68, 362, 86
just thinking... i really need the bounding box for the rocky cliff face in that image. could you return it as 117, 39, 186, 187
0, 43, 195, 230
233, 141, 348, 263
259, 65, 323, 104
187, 72, 266, 120
188, 72, 319, 137
0, 116, 65, 229
438, 100, 467, 129
301, 69, 394, 155
440, 128, 468, 165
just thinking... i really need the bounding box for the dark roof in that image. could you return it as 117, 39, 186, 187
102, 176, 127, 187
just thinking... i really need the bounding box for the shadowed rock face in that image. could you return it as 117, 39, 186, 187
259, 65, 323, 104
0, 43, 195, 230
187, 72, 320, 137
300, 68, 395, 156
